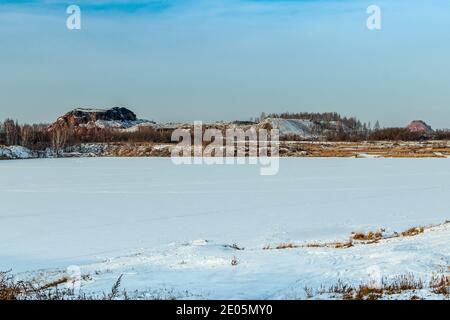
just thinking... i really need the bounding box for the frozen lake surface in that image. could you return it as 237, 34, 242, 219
0, 158, 449, 299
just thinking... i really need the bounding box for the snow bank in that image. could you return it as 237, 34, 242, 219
263, 118, 318, 139
94, 119, 154, 130
64, 143, 107, 155
0, 145, 35, 159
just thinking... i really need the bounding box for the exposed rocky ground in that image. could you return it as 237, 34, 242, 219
47, 107, 156, 133
407, 120, 434, 134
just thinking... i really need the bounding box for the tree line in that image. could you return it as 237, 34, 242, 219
265, 112, 450, 142
1, 117, 450, 152
0, 119, 173, 152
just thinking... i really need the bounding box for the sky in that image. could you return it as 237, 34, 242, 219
1, 0, 450, 128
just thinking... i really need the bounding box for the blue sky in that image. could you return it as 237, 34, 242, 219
1, 0, 450, 128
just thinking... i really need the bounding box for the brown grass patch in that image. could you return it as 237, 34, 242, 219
354, 285, 383, 300
305, 243, 323, 248
383, 274, 424, 294
275, 243, 300, 250
401, 227, 425, 237
0, 270, 126, 300
429, 273, 450, 296
271, 239, 353, 250
278, 141, 450, 158
313, 273, 428, 300
352, 230, 384, 242
265, 221, 448, 252
333, 240, 354, 249
37, 277, 70, 291
0, 271, 23, 300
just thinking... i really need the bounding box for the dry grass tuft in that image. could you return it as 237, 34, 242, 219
304, 286, 314, 299
351, 230, 384, 242
429, 273, 450, 296
354, 285, 383, 300
0, 271, 24, 300
38, 277, 70, 291
264, 220, 448, 252
401, 227, 425, 237
305, 243, 323, 248
333, 240, 354, 249
272, 239, 354, 250
275, 243, 300, 250
383, 274, 424, 294
312, 273, 430, 300
314, 275, 423, 300
329, 279, 354, 299
0, 270, 127, 300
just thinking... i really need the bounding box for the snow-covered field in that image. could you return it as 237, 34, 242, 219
0, 158, 449, 299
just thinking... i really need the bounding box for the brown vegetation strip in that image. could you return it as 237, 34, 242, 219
305, 270, 450, 300
0, 271, 124, 300
264, 220, 449, 250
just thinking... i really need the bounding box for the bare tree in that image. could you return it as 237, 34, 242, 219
51, 126, 69, 156
3, 119, 19, 145
20, 124, 34, 149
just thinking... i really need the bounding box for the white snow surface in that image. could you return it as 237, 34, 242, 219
81, 119, 154, 130
0, 158, 449, 299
